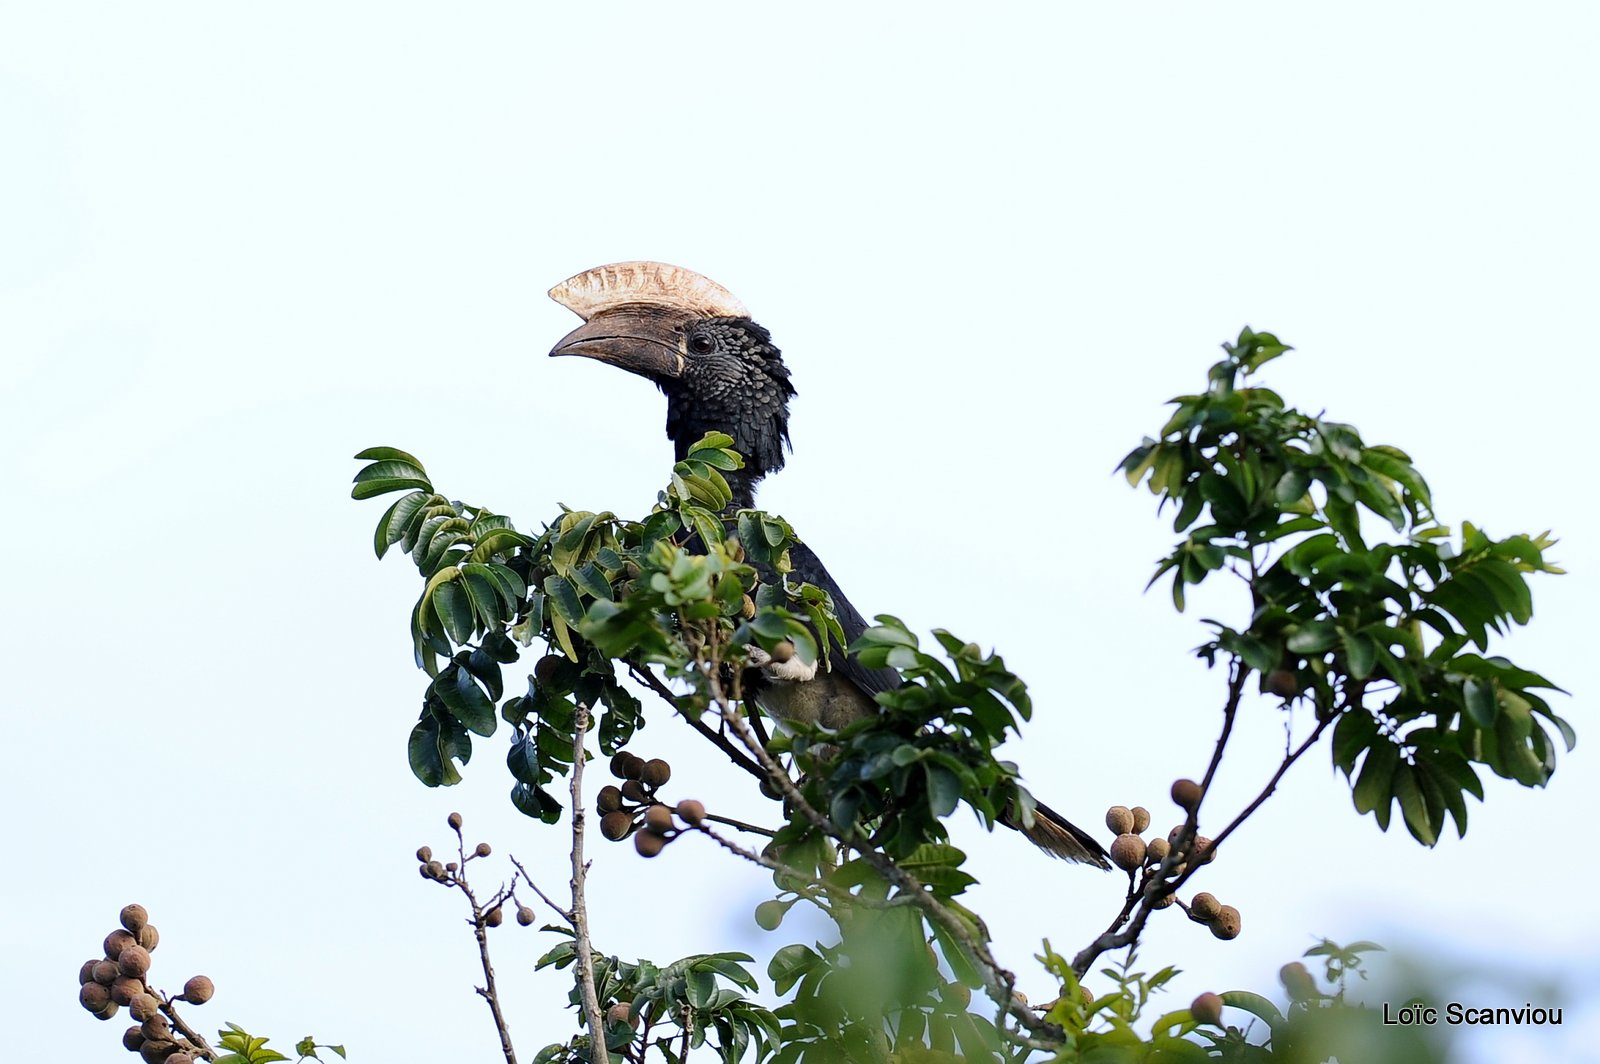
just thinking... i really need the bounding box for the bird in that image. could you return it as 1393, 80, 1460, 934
547, 261, 1108, 869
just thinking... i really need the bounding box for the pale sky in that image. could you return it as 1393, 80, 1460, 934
4, 4, 1596, 1063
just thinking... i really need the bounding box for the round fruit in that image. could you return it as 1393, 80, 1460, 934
474, 842, 492, 857
446, 862, 458, 873
123, 1026, 146, 1051
1171, 779, 1203, 812
618, 754, 646, 780
142, 1014, 172, 1041
596, 786, 624, 813
620, 780, 648, 803
599, 811, 634, 841
1104, 805, 1134, 835
1150, 889, 1177, 910
181, 976, 214, 1005
1193, 836, 1216, 864
1130, 806, 1151, 834
534, 654, 565, 687
111, 977, 145, 1006
79, 958, 98, 985
517, 907, 535, 927
447, 812, 463, 830
754, 900, 786, 930
644, 804, 674, 833
120, 904, 150, 933
1209, 905, 1242, 940
129, 993, 162, 1022
416, 846, 432, 863
1266, 669, 1300, 698
1146, 837, 1171, 863
485, 908, 503, 928
1110, 834, 1147, 871
634, 830, 667, 857
641, 759, 672, 788
80, 983, 112, 1012
92, 959, 120, 986
609, 752, 633, 777
944, 982, 971, 1008
425, 860, 445, 879
136, 925, 160, 951
1189, 892, 1222, 921
105, 929, 137, 960
140, 1042, 175, 1063
675, 799, 706, 825
94, 1001, 121, 1021
605, 1001, 638, 1028
1279, 962, 1316, 1000
118, 945, 153, 979
1191, 992, 1224, 1026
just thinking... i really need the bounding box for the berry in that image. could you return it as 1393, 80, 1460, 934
1280, 962, 1317, 1000
136, 925, 159, 952
118, 945, 153, 979
606, 1001, 638, 1028
181, 976, 214, 1005
424, 860, 446, 879
123, 1026, 146, 1051
1130, 806, 1151, 834
446, 862, 458, 873
80, 982, 112, 1012
754, 900, 786, 930
620, 780, 648, 803
644, 804, 675, 833
1266, 669, 1300, 698
600, 811, 634, 841
92, 959, 120, 986
484, 908, 503, 928
944, 982, 971, 1008
1104, 805, 1134, 835
1171, 779, 1202, 812
534, 654, 564, 687
1189, 893, 1222, 921
129, 992, 162, 1022
1193, 836, 1216, 864
1150, 889, 1177, 910
474, 842, 492, 857
416, 846, 432, 863
517, 907, 536, 927
141, 1014, 173, 1042
1210, 905, 1242, 940
634, 830, 667, 857
448, 812, 463, 830
79, 959, 98, 985
675, 799, 706, 825
596, 786, 623, 813
641, 759, 672, 788
139, 1042, 176, 1063
1191, 992, 1224, 1026
111, 977, 146, 1006
1145, 837, 1171, 864
105, 929, 137, 960
120, 904, 150, 933
1110, 834, 1147, 872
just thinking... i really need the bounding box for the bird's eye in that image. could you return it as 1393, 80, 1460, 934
688, 333, 715, 355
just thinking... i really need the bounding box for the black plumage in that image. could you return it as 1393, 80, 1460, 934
549, 268, 1108, 868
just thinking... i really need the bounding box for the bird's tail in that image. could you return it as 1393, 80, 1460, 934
1002, 799, 1111, 869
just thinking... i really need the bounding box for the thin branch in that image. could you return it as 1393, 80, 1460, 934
156, 993, 218, 1061
627, 661, 768, 782
701, 812, 777, 838
509, 855, 574, 924
569, 703, 610, 1064
453, 828, 518, 1064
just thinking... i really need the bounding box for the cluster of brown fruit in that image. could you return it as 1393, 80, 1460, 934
1102, 780, 1241, 941
595, 752, 706, 858
76, 904, 213, 1063
415, 812, 537, 928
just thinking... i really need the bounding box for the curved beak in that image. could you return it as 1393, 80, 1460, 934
548, 306, 689, 381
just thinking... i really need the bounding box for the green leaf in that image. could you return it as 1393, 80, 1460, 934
1352, 741, 1398, 818
1462, 677, 1498, 727
374, 490, 430, 559
432, 580, 475, 645
436, 667, 497, 736
351, 458, 432, 500
1393, 764, 1437, 845
1287, 619, 1339, 654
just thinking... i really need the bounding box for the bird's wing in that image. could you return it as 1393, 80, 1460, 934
786, 540, 903, 699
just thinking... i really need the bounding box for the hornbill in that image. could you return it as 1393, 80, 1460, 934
547, 261, 1108, 869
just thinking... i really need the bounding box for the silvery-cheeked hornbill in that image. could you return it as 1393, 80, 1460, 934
547, 261, 1108, 869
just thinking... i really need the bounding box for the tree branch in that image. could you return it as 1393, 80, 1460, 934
627, 661, 768, 782
569, 703, 610, 1064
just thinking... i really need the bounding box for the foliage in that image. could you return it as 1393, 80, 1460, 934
1118, 327, 1570, 846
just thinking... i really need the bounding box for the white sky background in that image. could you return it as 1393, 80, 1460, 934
3, 4, 1596, 1062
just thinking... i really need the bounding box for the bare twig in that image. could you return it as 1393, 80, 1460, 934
509, 855, 573, 923
449, 825, 518, 1064
569, 703, 610, 1064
